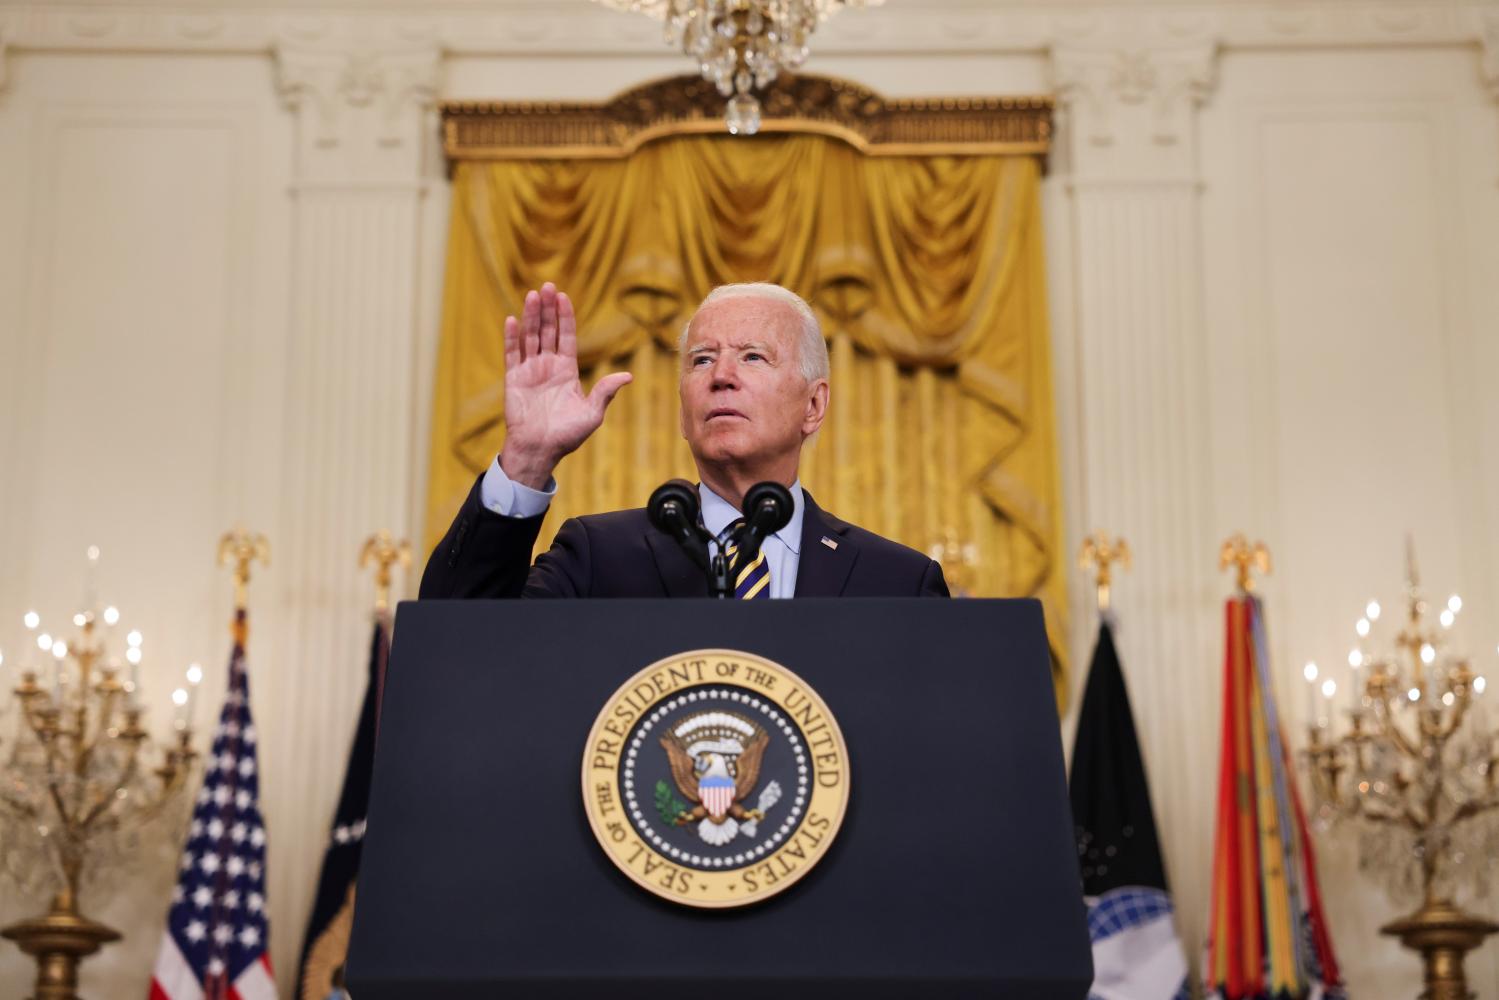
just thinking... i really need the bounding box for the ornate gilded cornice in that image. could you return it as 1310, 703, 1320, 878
441, 74, 1053, 161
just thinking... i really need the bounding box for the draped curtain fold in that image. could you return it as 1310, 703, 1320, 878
426, 133, 1069, 700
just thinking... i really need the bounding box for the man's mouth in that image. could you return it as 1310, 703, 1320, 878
706, 408, 746, 421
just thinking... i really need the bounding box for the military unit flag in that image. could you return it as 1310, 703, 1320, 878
1070, 620, 1190, 1000
294, 612, 390, 999
1204, 595, 1343, 999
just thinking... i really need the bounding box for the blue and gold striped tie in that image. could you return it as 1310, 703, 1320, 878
724, 521, 771, 600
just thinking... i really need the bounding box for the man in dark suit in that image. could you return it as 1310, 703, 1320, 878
420, 281, 948, 600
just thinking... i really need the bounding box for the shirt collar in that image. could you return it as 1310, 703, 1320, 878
698, 480, 804, 555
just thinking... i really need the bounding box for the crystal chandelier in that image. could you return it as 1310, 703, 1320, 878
1303, 542, 1499, 999
593, 0, 885, 134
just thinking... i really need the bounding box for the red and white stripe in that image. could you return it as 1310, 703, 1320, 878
150, 939, 276, 1000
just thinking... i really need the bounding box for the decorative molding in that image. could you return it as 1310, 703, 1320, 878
0, 3, 1490, 60
1052, 44, 1217, 149
274, 44, 439, 150
442, 74, 1052, 161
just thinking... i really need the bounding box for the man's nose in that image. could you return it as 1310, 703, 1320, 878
710, 357, 739, 390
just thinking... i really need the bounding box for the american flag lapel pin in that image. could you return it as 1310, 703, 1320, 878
820, 536, 838, 550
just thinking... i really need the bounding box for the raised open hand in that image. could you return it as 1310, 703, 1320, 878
498, 282, 633, 489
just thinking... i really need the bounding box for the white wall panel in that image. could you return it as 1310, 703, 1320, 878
0, 54, 293, 998
1201, 47, 1499, 996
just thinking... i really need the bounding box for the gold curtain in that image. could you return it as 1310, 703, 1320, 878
425, 133, 1068, 702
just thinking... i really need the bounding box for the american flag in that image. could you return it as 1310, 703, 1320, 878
151, 609, 277, 1000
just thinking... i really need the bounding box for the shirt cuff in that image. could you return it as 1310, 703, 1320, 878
480, 455, 557, 518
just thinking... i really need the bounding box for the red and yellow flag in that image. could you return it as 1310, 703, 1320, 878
1205, 595, 1343, 999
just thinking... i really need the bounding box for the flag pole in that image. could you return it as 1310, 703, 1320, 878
358, 532, 412, 616
293, 533, 408, 999
1078, 532, 1131, 614
152, 530, 278, 1000
1069, 531, 1191, 998
1218, 533, 1270, 595
218, 529, 270, 615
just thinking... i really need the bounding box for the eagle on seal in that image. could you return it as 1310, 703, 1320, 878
660, 711, 771, 846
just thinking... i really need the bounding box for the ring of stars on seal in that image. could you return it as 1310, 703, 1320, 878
581, 648, 850, 908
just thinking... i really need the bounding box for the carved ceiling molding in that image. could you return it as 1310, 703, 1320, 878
0, 2, 1491, 60
442, 74, 1052, 161
274, 45, 440, 148
1052, 44, 1218, 148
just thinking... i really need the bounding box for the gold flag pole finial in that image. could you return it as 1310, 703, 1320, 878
360, 531, 413, 613
1219, 533, 1271, 593
218, 528, 270, 612
1078, 532, 1131, 612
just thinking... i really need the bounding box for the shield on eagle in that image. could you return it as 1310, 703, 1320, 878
659, 711, 772, 845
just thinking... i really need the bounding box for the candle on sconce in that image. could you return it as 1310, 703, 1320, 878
1304, 661, 1320, 727
50, 639, 67, 701
84, 545, 101, 609
125, 644, 142, 696
171, 686, 189, 730
184, 663, 203, 731
23, 612, 40, 673
1348, 648, 1364, 712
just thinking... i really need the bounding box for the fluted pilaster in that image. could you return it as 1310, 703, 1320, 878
1050, 41, 1222, 969
262, 42, 439, 983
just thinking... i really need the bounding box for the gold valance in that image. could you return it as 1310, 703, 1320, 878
442, 74, 1052, 162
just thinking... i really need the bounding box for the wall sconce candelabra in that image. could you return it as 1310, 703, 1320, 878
1303, 543, 1499, 1000
0, 547, 199, 1000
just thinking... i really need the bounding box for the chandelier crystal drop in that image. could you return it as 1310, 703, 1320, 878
593, 0, 884, 133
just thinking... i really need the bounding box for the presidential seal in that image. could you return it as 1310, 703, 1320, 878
581, 649, 850, 908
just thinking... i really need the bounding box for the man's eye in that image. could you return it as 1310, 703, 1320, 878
692, 356, 712, 366
745, 353, 764, 362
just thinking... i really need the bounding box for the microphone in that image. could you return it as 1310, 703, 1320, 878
742, 481, 794, 537
647, 480, 701, 545
729, 481, 794, 572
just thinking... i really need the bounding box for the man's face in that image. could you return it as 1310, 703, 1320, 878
678, 296, 827, 472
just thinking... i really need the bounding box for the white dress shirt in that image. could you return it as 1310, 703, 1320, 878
480, 456, 805, 598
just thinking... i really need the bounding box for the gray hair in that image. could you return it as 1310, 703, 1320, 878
677, 283, 829, 384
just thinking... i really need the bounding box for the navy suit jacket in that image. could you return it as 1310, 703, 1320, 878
419, 473, 949, 600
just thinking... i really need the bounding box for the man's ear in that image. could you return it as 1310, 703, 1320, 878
802, 379, 830, 437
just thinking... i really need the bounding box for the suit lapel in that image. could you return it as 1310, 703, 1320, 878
794, 491, 857, 597
645, 529, 711, 598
